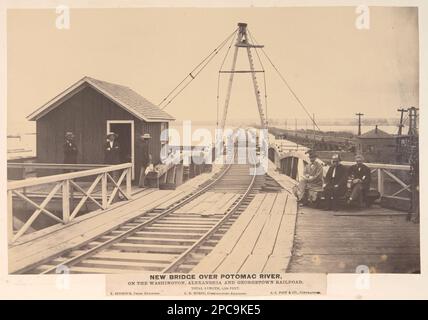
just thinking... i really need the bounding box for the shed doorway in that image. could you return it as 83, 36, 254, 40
106, 120, 135, 179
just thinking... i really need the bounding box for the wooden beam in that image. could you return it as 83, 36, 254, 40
69, 176, 103, 220
383, 169, 411, 191
166, 166, 177, 184
391, 185, 411, 197
8, 163, 132, 190
13, 188, 63, 224
12, 183, 63, 242
341, 161, 410, 171
62, 180, 70, 223
7, 163, 107, 170
175, 164, 184, 187
126, 167, 132, 199
101, 173, 107, 209
378, 169, 384, 196
106, 170, 129, 206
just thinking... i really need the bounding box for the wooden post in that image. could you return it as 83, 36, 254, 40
126, 167, 132, 199
62, 179, 70, 223
161, 171, 168, 184
175, 163, 184, 186
189, 163, 195, 178
23, 186, 28, 210
7, 190, 13, 244
377, 168, 384, 196
101, 172, 107, 209
167, 165, 177, 184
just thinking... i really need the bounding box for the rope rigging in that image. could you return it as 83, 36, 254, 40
217, 32, 237, 129
158, 28, 238, 110
247, 30, 268, 127
158, 23, 321, 135
248, 28, 321, 131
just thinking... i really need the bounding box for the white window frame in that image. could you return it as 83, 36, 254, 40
106, 120, 135, 179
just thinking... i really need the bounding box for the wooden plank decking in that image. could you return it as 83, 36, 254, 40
192, 191, 298, 273
287, 205, 420, 273
9, 166, 222, 274
266, 159, 420, 274
9, 158, 420, 275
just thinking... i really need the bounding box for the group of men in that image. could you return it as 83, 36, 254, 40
293, 151, 371, 211
64, 131, 152, 186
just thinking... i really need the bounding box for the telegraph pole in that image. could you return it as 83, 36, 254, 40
356, 113, 364, 136
408, 107, 419, 136
407, 106, 419, 221
397, 108, 408, 136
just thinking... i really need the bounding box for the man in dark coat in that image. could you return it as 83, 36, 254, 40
104, 132, 121, 165
64, 132, 78, 164
323, 154, 348, 211
347, 154, 371, 207
138, 133, 152, 187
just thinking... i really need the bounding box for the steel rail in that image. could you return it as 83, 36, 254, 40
162, 152, 258, 273
39, 161, 234, 274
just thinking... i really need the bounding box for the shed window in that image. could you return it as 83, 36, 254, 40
363, 145, 374, 152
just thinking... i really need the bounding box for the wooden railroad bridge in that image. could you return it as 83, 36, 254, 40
6, 22, 419, 275
7, 137, 419, 275
269, 127, 355, 152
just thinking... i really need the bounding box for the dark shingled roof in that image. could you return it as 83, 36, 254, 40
85, 77, 175, 121
27, 76, 175, 122
359, 127, 393, 139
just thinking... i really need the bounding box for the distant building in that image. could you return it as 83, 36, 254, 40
27, 76, 175, 180
356, 125, 397, 163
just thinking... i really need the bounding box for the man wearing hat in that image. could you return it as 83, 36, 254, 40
138, 133, 152, 187
104, 132, 121, 165
293, 150, 323, 205
64, 132, 78, 164
323, 154, 348, 211
347, 154, 371, 207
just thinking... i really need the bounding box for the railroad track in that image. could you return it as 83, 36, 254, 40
25, 148, 263, 274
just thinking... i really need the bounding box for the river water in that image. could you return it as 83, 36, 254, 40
7, 120, 400, 160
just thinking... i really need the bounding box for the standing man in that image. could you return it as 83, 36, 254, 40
64, 132, 78, 164
138, 133, 152, 187
104, 132, 121, 196
347, 154, 371, 207
104, 132, 120, 165
293, 150, 323, 206
323, 154, 348, 211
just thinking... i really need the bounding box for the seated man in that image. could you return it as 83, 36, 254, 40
347, 154, 371, 207
324, 154, 348, 211
293, 150, 323, 206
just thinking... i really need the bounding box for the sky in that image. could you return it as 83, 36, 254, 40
7, 6, 419, 127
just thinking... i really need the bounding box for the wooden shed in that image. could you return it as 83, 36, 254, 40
27, 76, 175, 181
356, 125, 397, 163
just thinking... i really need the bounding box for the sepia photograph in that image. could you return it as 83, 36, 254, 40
2, 1, 425, 299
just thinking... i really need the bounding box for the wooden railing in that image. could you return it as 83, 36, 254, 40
7, 163, 132, 244
275, 150, 412, 202
7, 163, 108, 180
341, 161, 411, 200
7, 163, 108, 169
